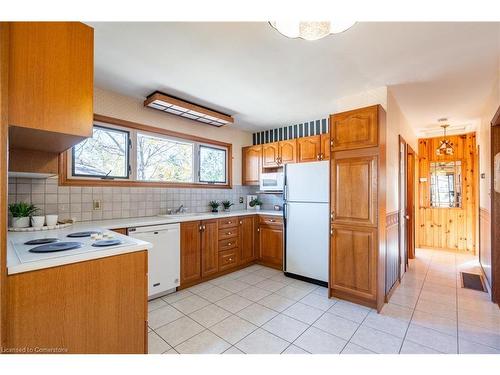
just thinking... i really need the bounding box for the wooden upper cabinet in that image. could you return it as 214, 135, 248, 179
330, 105, 379, 151
262, 142, 279, 168
242, 145, 261, 185
239, 216, 255, 264
201, 220, 218, 278
262, 140, 297, 168
320, 133, 331, 160
278, 139, 297, 165
8, 22, 94, 153
180, 221, 201, 285
297, 135, 321, 163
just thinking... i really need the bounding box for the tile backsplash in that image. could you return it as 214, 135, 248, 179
8, 177, 258, 222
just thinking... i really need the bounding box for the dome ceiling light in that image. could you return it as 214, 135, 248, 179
269, 21, 355, 41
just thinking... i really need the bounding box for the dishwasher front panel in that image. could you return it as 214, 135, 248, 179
129, 224, 180, 299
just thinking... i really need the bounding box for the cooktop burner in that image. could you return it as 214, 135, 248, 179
67, 231, 101, 238
92, 239, 123, 247
24, 238, 59, 245
29, 242, 83, 253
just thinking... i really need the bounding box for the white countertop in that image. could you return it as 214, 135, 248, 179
7, 209, 282, 275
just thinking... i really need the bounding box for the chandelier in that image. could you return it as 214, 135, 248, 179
436, 122, 454, 156
269, 21, 355, 41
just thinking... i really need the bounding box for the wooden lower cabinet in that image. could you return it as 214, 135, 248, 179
180, 221, 202, 285
259, 222, 283, 269
5, 251, 148, 354
201, 220, 218, 278
330, 226, 377, 302
180, 214, 284, 287
239, 216, 255, 264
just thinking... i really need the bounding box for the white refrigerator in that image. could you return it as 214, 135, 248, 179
284, 161, 329, 285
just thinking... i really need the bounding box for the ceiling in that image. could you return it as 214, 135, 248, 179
89, 22, 500, 134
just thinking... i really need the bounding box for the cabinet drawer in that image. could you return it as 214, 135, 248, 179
259, 215, 283, 226
218, 227, 239, 240
218, 218, 238, 229
219, 249, 238, 271
218, 238, 238, 252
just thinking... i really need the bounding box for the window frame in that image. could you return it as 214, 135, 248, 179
71, 124, 131, 180
198, 144, 228, 184
61, 114, 232, 189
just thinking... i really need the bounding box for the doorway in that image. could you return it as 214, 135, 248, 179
399, 136, 416, 278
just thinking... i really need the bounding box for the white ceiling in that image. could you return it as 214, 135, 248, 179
89, 22, 500, 134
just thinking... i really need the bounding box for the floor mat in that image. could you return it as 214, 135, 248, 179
461, 272, 486, 292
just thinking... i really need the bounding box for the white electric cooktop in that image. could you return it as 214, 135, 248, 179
10, 228, 137, 263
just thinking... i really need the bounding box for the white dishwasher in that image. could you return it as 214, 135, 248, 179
128, 223, 180, 300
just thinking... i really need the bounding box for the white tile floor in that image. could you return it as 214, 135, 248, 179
147, 249, 500, 354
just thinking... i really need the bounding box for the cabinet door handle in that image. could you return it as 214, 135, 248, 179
227, 242, 232, 246
227, 231, 232, 235
239, 221, 242, 225
199, 225, 202, 231
268, 219, 275, 222
330, 211, 335, 221
227, 221, 232, 224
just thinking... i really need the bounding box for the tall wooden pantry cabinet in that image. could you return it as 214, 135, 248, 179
329, 105, 387, 311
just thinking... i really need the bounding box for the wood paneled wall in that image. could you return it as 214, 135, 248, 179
385, 212, 400, 298
417, 133, 477, 252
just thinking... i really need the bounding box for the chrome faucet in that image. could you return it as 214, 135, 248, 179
174, 204, 185, 214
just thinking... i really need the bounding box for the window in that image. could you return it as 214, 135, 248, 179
67, 117, 231, 188
137, 133, 193, 182
430, 161, 462, 208
199, 145, 227, 183
72, 126, 130, 178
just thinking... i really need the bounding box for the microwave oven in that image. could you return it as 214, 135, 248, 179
260, 172, 284, 192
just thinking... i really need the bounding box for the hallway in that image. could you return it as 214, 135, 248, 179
389, 248, 500, 353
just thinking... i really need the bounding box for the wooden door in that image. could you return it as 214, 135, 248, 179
330, 153, 378, 303
297, 135, 321, 163
320, 133, 331, 160
201, 219, 218, 278
330, 105, 378, 151
242, 145, 261, 185
407, 145, 416, 259
180, 221, 201, 285
262, 142, 279, 168
259, 225, 283, 268
239, 216, 254, 264
279, 139, 297, 165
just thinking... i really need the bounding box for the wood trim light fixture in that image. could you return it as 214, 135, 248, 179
436, 118, 454, 156
144, 91, 234, 127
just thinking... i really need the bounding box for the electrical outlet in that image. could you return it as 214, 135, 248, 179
239, 197, 244, 204
93, 200, 102, 211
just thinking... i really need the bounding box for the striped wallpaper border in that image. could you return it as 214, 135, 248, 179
252, 118, 329, 145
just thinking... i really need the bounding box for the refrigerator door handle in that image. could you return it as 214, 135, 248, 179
283, 202, 287, 221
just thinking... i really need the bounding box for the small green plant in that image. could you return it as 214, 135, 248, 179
249, 197, 263, 208
9, 202, 38, 217
208, 200, 220, 212
221, 200, 234, 210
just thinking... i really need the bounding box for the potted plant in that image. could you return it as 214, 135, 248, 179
249, 197, 263, 211
208, 200, 220, 213
221, 200, 234, 212
9, 202, 39, 228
